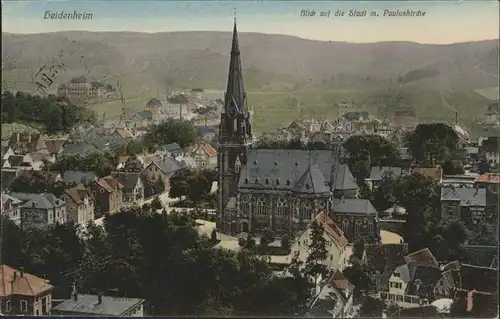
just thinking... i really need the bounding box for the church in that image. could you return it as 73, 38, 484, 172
216, 21, 379, 242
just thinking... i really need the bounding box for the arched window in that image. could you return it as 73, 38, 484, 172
355, 220, 362, 234
256, 197, 266, 216
368, 220, 374, 234
342, 219, 350, 233
277, 197, 287, 216
300, 202, 310, 220
241, 196, 251, 216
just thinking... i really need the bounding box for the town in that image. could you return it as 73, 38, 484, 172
1, 18, 499, 319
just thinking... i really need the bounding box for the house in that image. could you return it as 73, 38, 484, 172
484, 100, 499, 124
361, 243, 409, 293
141, 157, 184, 198
190, 142, 217, 169
291, 212, 349, 271
440, 174, 476, 188
459, 244, 498, 268
330, 199, 379, 242
111, 172, 144, 204
393, 109, 417, 128
451, 263, 498, 317
10, 192, 67, 229
1, 146, 15, 160
1, 192, 22, 225
0, 265, 53, 316
479, 136, 499, 167
89, 176, 124, 217
111, 127, 135, 139
8, 133, 48, 155
61, 170, 98, 186
157, 143, 184, 158
307, 270, 355, 318
440, 187, 486, 224
60, 141, 99, 157
380, 249, 454, 309
62, 186, 95, 227
44, 139, 66, 159
3, 154, 34, 170
146, 97, 163, 108
365, 166, 402, 190
195, 125, 218, 142
411, 167, 442, 183
52, 293, 145, 317
128, 110, 153, 128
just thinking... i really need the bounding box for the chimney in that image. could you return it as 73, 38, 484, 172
466, 290, 476, 312
97, 292, 103, 305
20, 267, 24, 277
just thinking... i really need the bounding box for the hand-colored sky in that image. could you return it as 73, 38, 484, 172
2, 0, 499, 44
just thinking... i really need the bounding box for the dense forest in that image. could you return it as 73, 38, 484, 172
1, 90, 96, 134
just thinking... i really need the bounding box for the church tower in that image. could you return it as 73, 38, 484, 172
217, 20, 253, 233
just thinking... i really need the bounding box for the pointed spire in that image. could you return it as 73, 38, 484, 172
225, 15, 246, 114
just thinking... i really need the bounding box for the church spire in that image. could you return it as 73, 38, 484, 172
225, 17, 246, 113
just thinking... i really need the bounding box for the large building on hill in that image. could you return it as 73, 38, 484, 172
216, 21, 379, 240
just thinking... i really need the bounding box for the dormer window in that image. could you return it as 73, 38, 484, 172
295, 162, 299, 166
306, 183, 310, 190
274, 161, 278, 165
265, 178, 269, 185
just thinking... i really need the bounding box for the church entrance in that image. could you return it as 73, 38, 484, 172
240, 221, 249, 233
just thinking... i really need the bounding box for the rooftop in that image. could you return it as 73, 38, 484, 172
0, 265, 53, 297
52, 294, 144, 316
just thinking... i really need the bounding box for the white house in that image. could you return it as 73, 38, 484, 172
1, 192, 23, 225
291, 212, 349, 272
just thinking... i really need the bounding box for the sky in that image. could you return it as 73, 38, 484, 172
2, 0, 499, 44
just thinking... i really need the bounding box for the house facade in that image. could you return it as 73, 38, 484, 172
10, 193, 66, 229
89, 176, 124, 217
0, 265, 54, 316
112, 172, 145, 204
191, 142, 217, 169
141, 157, 184, 198
62, 186, 95, 226
440, 187, 486, 224
1, 193, 22, 225
291, 212, 349, 272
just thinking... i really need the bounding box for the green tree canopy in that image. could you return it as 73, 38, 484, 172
408, 123, 458, 166
144, 118, 196, 149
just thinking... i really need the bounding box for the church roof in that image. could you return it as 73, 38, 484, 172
331, 198, 378, 215
237, 149, 358, 194
293, 164, 330, 194
225, 21, 246, 114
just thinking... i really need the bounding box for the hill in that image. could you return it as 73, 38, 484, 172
2, 31, 498, 93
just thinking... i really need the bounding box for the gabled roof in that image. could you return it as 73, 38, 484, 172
62, 170, 98, 185
293, 164, 330, 194
331, 198, 378, 215
193, 142, 217, 157
8, 133, 45, 154
95, 176, 124, 193
13, 193, 65, 210
403, 264, 443, 297
111, 172, 142, 190
130, 110, 153, 121
152, 157, 184, 175
460, 244, 499, 267
363, 243, 408, 274
45, 139, 66, 154
1, 193, 22, 205
368, 166, 402, 181
459, 264, 498, 294
404, 248, 439, 268
112, 127, 134, 139
0, 265, 53, 297
474, 173, 500, 184
52, 294, 144, 316
146, 98, 163, 108
440, 187, 486, 207
61, 141, 99, 156
64, 186, 92, 205
314, 212, 348, 249
162, 142, 182, 153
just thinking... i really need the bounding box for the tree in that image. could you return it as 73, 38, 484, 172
144, 118, 196, 149
359, 296, 385, 317
121, 156, 144, 173
442, 160, 465, 175
259, 228, 275, 252
151, 196, 163, 210
281, 234, 291, 250
303, 220, 329, 285
370, 172, 397, 211
408, 123, 458, 166
169, 169, 213, 204
51, 152, 116, 177
211, 229, 218, 242
9, 172, 69, 197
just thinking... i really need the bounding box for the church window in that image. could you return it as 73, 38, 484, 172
319, 201, 326, 209
241, 197, 251, 215
305, 183, 310, 190
342, 219, 349, 232
265, 178, 269, 185
355, 220, 362, 234
274, 161, 278, 165
300, 202, 310, 220
256, 197, 266, 216
286, 180, 291, 186
255, 179, 259, 184
368, 220, 373, 233
244, 178, 248, 184
276, 179, 280, 185
277, 197, 287, 216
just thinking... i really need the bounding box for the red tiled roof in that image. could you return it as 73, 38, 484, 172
202, 143, 217, 157
475, 173, 500, 184
314, 212, 348, 249
404, 248, 439, 268
0, 265, 53, 297
411, 167, 442, 182
96, 176, 123, 192
65, 186, 91, 204
118, 156, 131, 164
